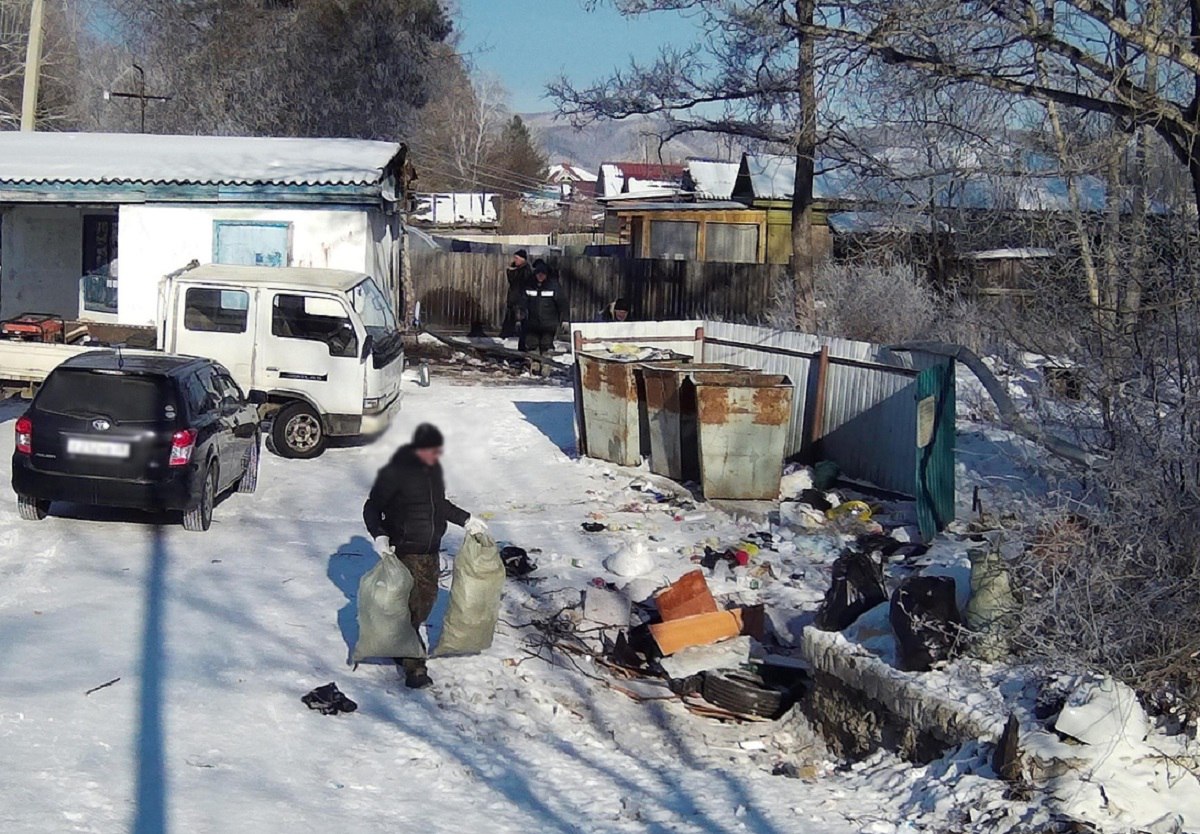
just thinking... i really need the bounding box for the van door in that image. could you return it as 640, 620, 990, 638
259, 291, 363, 425
171, 285, 258, 390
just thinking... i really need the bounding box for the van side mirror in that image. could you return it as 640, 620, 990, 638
361, 334, 374, 362
247, 390, 268, 405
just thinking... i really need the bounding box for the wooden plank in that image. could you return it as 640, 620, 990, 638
654, 570, 719, 621
649, 609, 744, 655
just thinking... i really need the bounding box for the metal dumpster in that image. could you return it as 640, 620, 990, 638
693, 372, 794, 500
641, 363, 741, 482
576, 352, 690, 466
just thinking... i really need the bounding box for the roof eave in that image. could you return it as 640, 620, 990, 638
0, 180, 391, 207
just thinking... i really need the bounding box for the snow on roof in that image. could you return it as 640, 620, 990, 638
547, 163, 597, 184
0, 132, 403, 187
411, 193, 498, 226
827, 210, 938, 235
596, 161, 685, 197
962, 247, 1057, 260
684, 159, 740, 200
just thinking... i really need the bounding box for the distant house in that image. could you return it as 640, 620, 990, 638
546, 163, 598, 201
0, 132, 406, 325
410, 193, 499, 229
595, 162, 686, 201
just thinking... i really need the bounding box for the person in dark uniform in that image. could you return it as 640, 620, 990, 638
501, 249, 531, 340
362, 423, 488, 688
521, 260, 569, 355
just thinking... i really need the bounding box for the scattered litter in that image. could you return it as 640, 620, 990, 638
301, 682, 357, 716
1055, 676, 1148, 746
660, 635, 752, 680
84, 677, 120, 696
581, 521, 606, 533
604, 541, 655, 577
889, 576, 963, 672
500, 545, 537, 578
650, 609, 744, 655
813, 551, 886, 632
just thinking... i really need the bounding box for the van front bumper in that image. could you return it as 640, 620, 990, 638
360, 389, 402, 436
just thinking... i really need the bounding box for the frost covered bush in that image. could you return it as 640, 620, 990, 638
814, 263, 938, 345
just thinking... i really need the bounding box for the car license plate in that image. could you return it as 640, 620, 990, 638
67, 438, 131, 458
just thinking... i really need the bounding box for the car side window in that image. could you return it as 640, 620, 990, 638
271, 293, 358, 358
184, 288, 250, 333
183, 370, 214, 417
215, 372, 244, 408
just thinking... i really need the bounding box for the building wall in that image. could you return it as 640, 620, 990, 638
117, 204, 375, 325
0, 205, 87, 320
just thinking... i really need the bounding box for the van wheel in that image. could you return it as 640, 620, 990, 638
17, 494, 49, 521
272, 402, 326, 459
183, 468, 215, 532
237, 437, 260, 494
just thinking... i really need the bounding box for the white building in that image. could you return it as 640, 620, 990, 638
0, 132, 406, 326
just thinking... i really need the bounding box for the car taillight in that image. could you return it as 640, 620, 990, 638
169, 429, 196, 467
15, 416, 32, 455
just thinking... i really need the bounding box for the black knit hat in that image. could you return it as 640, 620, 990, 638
514, 248, 528, 259
412, 423, 444, 449
532, 259, 549, 275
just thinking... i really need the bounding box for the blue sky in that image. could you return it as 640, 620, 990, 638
454, 0, 701, 113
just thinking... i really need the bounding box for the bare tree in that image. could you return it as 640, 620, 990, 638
801, 0, 1200, 228
550, 0, 822, 329
0, 0, 80, 129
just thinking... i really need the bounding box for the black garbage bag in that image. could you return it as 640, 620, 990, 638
813, 550, 887, 632
889, 576, 964, 672
500, 545, 537, 578
302, 682, 358, 716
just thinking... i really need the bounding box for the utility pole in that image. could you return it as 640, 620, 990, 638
104, 64, 171, 132
19, 0, 45, 131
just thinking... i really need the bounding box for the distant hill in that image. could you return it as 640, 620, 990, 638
522, 111, 735, 174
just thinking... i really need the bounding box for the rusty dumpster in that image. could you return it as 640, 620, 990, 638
576, 352, 691, 466
641, 363, 741, 482
693, 372, 794, 500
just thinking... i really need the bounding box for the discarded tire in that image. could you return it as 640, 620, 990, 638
701, 669, 796, 719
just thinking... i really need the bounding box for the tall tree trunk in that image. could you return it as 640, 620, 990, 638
791, 0, 817, 331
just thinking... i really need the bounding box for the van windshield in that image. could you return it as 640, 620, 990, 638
351, 279, 398, 337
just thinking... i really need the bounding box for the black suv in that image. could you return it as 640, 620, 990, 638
12, 351, 263, 532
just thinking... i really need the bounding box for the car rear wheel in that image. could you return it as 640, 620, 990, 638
237, 437, 260, 494
272, 402, 326, 459
183, 467, 215, 532
16, 494, 49, 521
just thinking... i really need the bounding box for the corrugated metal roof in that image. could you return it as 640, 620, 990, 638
0, 132, 403, 188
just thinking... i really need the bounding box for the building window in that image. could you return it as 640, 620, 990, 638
184, 288, 250, 333
649, 220, 699, 260
213, 221, 292, 267
705, 223, 760, 263
271, 293, 357, 358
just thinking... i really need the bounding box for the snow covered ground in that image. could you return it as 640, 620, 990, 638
1, 373, 927, 834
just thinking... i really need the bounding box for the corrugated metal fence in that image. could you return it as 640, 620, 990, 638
410, 251, 783, 329
572, 321, 953, 518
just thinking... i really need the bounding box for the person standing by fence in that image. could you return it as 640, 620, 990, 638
522, 259, 569, 355
501, 249, 531, 340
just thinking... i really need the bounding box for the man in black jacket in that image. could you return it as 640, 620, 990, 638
521, 260, 569, 355
501, 249, 531, 340
362, 423, 486, 688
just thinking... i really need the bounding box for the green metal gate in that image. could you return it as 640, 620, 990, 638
915, 360, 956, 541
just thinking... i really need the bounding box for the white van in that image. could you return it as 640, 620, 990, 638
158, 263, 404, 458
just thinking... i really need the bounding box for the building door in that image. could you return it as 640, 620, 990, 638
213, 221, 292, 267
81, 214, 119, 315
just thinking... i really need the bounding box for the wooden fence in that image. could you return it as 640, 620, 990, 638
409, 251, 784, 330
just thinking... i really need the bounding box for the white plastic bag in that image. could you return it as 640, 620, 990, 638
433, 531, 504, 656
352, 548, 425, 662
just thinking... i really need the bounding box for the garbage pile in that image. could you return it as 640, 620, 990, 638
573, 569, 806, 721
